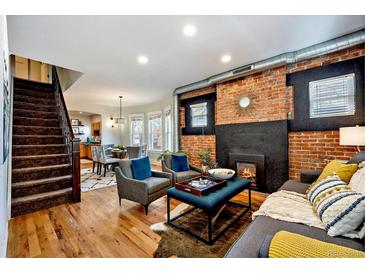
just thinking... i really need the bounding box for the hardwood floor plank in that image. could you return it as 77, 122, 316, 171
7, 184, 265, 258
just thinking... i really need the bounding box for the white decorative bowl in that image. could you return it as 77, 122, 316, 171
208, 168, 235, 180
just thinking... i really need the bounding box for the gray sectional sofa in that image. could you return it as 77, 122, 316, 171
225, 152, 365, 258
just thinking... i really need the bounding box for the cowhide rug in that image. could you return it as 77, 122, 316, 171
151, 200, 258, 258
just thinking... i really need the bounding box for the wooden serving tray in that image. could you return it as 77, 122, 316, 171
175, 176, 227, 196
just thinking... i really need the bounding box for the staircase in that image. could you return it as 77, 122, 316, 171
11, 72, 80, 217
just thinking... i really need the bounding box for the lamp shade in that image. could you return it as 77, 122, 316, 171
339, 126, 365, 146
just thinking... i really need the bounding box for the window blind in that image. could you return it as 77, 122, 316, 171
309, 73, 355, 119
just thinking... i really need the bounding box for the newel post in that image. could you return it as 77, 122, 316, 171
72, 138, 81, 202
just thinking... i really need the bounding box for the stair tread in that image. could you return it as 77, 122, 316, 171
14, 101, 55, 107
13, 94, 55, 103
14, 77, 53, 86
12, 154, 68, 160
12, 175, 72, 188
13, 125, 60, 129
13, 164, 71, 173
13, 108, 57, 115
13, 116, 58, 121
14, 87, 54, 93
11, 187, 72, 205
13, 144, 67, 148
13, 134, 63, 138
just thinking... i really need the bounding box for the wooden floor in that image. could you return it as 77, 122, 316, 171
7, 165, 266, 257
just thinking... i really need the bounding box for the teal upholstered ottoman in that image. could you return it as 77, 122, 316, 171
166, 177, 251, 244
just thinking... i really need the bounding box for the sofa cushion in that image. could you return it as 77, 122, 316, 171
131, 156, 152, 180
225, 216, 365, 258
176, 170, 201, 182
119, 159, 133, 178
279, 180, 310, 194
347, 151, 365, 165
143, 177, 171, 194
171, 154, 189, 172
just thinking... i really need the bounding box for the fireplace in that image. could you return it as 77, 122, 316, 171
216, 120, 288, 193
229, 153, 265, 191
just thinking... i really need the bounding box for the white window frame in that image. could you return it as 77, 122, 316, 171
164, 106, 172, 151
147, 111, 163, 152
129, 113, 145, 146
190, 102, 208, 127
309, 73, 356, 119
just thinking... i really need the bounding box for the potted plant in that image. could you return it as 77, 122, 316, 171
198, 148, 213, 174
117, 144, 125, 150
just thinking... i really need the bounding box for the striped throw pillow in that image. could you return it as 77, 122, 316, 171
306, 175, 350, 206
308, 175, 365, 238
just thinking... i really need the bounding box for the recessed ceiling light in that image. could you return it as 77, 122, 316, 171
221, 55, 231, 63
183, 25, 196, 36
137, 55, 149, 64
79, 111, 83, 114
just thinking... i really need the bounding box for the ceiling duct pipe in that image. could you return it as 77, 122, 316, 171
174, 29, 365, 95
171, 29, 365, 151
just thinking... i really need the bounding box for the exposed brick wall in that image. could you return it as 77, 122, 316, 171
287, 44, 365, 74
216, 66, 293, 125
179, 87, 217, 167
289, 131, 360, 180
180, 135, 216, 167
179, 86, 215, 100
179, 44, 365, 178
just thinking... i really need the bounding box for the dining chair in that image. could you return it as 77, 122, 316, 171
141, 144, 148, 156
96, 146, 120, 176
103, 144, 115, 158
126, 146, 143, 159
91, 145, 100, 173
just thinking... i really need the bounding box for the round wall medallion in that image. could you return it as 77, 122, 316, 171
239, 97, 250, 108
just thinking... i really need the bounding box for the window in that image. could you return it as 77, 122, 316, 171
164, 107, 172, 151
148, 112, 162, 151
309, 74, 355, 119
190, 102, 207, 127
181, 93, 216, 135
129, 114, 144, 145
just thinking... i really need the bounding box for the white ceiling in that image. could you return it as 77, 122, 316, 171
7, 15, 365, 107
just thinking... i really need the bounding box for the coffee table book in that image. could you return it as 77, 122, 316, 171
175, 176, 227, 196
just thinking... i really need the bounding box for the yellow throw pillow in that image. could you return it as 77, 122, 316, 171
269, 231, 365, 258
316, 160, 357, 183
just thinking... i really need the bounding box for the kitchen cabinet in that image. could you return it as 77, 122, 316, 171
80, 144, 88, 158
87, 145, 92, 160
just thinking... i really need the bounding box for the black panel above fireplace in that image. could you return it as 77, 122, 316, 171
216, 120, 288, 193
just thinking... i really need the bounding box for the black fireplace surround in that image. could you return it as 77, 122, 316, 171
216, 120, 288, 193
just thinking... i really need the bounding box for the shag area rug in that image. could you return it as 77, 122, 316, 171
81, 168, 117, 192
151, 199, 260, 258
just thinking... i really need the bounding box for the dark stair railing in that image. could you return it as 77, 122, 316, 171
52, 66, 81, 202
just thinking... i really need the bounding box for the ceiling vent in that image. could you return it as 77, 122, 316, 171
232, 65, 253, 75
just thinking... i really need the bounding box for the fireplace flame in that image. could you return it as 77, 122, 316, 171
241, 168, 255, 178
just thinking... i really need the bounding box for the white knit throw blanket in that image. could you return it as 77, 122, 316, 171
252, 190, 325, 229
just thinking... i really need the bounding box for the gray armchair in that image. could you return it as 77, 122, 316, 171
115, 159, 172, 214
161, 153, 202, 185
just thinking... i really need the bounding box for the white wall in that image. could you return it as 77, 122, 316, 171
0, 15, 10, 258
122, 95, 173, 161
64, 98, 123, 146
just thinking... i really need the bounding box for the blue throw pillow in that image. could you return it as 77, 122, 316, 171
131, 156, 152, 180
171, 154, 189, 172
